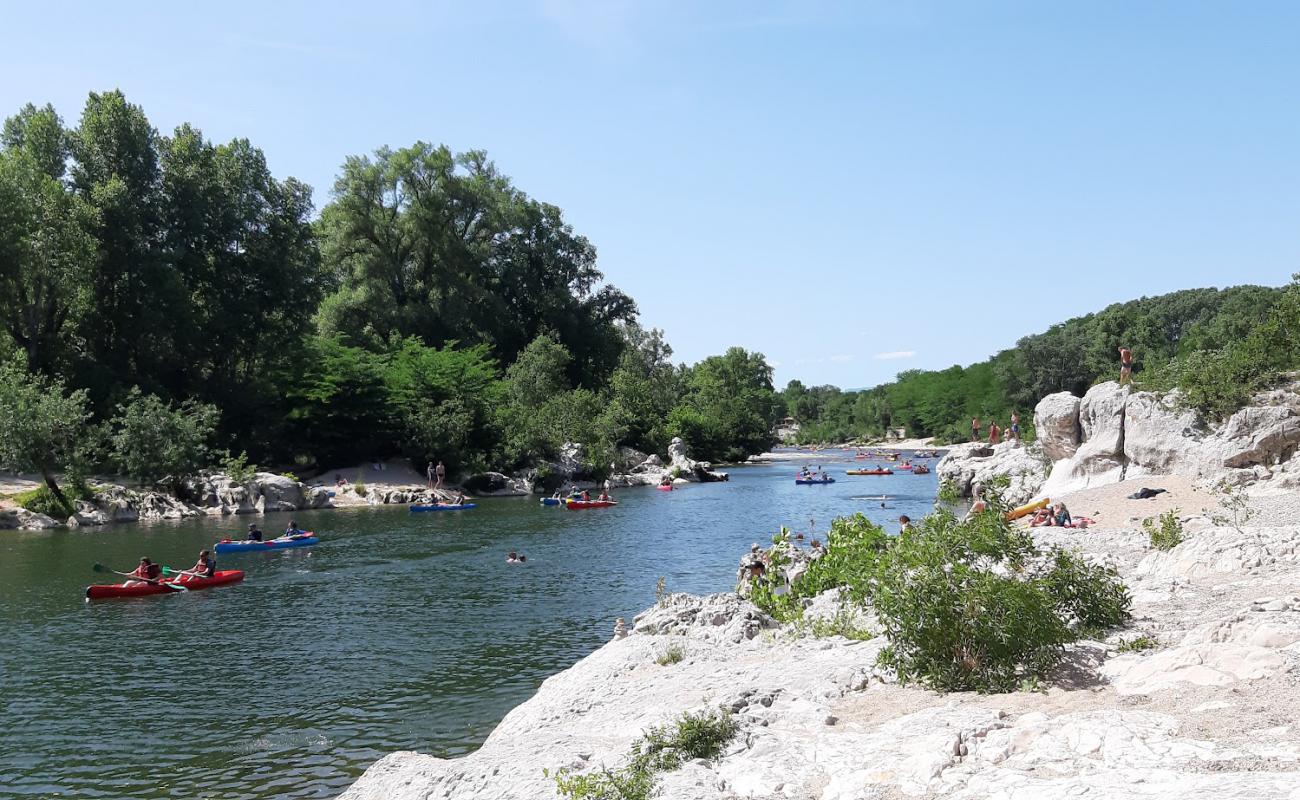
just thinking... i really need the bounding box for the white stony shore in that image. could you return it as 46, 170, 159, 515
0, 437, 727, 531
341, 513, 1300, 800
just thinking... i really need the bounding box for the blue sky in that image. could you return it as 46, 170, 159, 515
4, 1, 1298, 389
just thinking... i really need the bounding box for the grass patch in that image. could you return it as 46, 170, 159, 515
550, 708, 736, 800
654, 644, 685, 666
1116, 634, 1160, 652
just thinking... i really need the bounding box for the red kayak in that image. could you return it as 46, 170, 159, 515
656, 484, 673, 492
85, 569, 245, 600
566, 499, 618, 509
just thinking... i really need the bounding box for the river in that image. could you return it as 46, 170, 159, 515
0, 453, 938, 799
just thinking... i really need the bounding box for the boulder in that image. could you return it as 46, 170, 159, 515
1040, 383, 1130, 496
254, 473, 305, 512
463, 472, 531, 496
0, 507, 60, 530
1033, 392, 1082, 461
1122, 390, 1202, 474
1203, 405, 1300, 471
306, 487, 333, 509
936, 442, 1048, 505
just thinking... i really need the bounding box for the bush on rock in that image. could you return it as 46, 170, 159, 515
749, 503, 1131, 693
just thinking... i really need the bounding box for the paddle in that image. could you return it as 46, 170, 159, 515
92, 562, 187, 592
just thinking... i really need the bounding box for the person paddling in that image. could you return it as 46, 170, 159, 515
125, 557, 163, 586
174, 550, 217, 583
284, 520, 305, 537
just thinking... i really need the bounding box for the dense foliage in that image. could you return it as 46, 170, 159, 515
782, 283, 1297, 443
750, 507, 1131, 693
0, 91, 781, 494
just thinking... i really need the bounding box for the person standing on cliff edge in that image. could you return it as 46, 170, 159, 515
1119, 346, 1133, 385
435, 460, 446, 490
971, 416, 981, 442
426, 461, 435, 490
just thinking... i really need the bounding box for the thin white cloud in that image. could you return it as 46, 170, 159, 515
873, 350, 916, 361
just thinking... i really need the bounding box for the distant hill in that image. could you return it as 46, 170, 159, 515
781, 284, 1287, 443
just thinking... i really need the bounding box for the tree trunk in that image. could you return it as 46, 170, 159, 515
41, 470, 72, 516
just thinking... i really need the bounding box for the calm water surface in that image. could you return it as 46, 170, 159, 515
0, 452, 937, 799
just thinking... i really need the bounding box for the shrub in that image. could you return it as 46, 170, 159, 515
1206, 480, 1255, 532
15, 485, 75, 518
219, 450, 259, 483
655, 644, 685, 666
750, 503, 1132, 693
1143, 509, 1184, 550
109, 387, 219, 488
551, 708, 736, 800
1116, 634, 1159, 652
805, 606, 875, 641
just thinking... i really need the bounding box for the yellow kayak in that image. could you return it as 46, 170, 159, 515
1004, 497, 1049, 521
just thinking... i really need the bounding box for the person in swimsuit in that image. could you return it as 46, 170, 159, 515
1119, 346, 1133, 385
971, 416, 981, 442
1010, 411, 1020, 441
988, 422, 1000, 445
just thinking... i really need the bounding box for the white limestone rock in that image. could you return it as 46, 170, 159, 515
1033, 391, 1082, 461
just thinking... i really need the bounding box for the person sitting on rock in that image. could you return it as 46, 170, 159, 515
1029, 507, 1053, 527
247, 523, 264, 542
964, 498, 988, 521
1054, 502, 1073, 528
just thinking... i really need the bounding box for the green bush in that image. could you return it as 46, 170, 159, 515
748, 504, 1132, 693
552, 708, 736, 800
14, 482, 92, 518
219, 450, 259, 483
1142, 510, 1184, 551
1116, 634, 1159, 652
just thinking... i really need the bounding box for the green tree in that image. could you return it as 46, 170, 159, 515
670, 347, 781, 461
108, 387, 219, 487
0, 114, 97, 374
0, 358, 91, 510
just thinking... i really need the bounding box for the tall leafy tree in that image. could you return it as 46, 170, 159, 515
0, 357, 91, 509
0, 105, 96, 374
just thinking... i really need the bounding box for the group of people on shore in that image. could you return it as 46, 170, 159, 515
1028, 502, 1089, 529
971, 411, 1021, 445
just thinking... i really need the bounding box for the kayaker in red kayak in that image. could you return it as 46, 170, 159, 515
174, 550, 217, 583
598, 489, 612, 502
125, 557, 162, 586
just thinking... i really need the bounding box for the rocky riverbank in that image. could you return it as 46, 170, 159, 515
341, 501, 1300, 799
0, 437, 728, 531
936, 379, 1300, 508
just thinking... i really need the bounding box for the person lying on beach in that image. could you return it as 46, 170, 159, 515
1029, 507, 1054, 527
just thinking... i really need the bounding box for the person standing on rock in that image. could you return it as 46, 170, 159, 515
971, 416, 981, 442
1119, 346, 1133, 385
1009, 411, 1021, 441
988, 421, 1000, 445
434, 460, 445, 490
426, 461, 435, 490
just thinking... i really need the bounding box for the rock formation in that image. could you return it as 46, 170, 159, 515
342, 514, 1300, 800
941, 380, 1300, 502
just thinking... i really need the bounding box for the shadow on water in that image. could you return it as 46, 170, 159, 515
0, 453, 938, 798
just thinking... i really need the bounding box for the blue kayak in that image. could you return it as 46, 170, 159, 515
795, 478, 836, 485
410, 503, 477, 512
215, 535, 318, 554
540, 497, 563, 506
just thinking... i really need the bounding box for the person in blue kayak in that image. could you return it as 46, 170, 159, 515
175, 549, 217, 582
284, 520, 305, 537
247, 522, 263, 542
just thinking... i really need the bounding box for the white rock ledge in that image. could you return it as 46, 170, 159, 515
341, 548, 1300, 800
